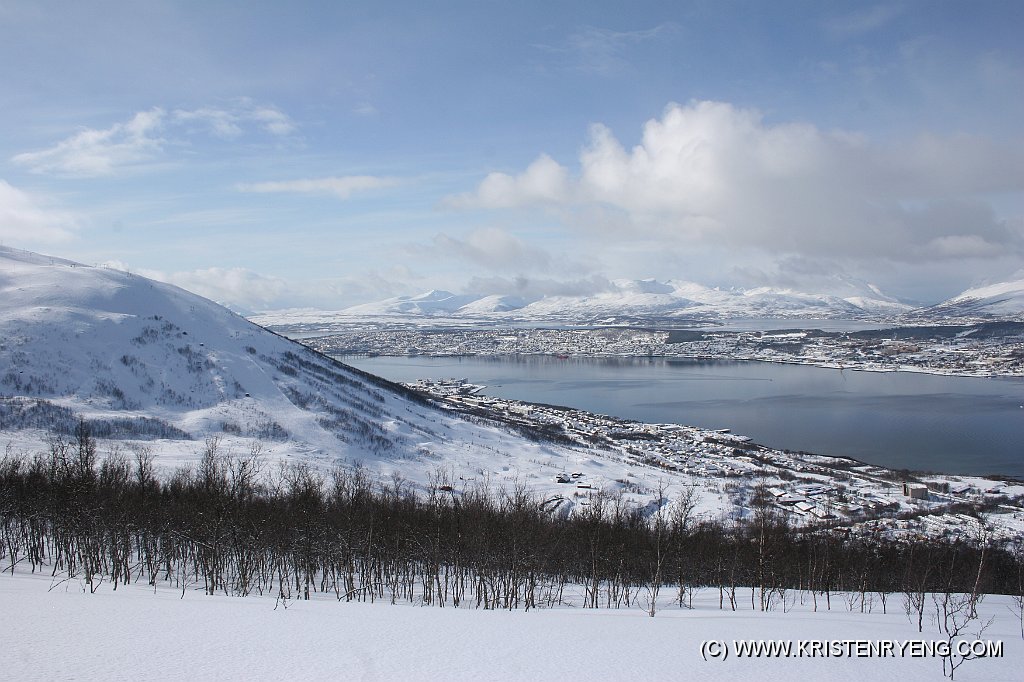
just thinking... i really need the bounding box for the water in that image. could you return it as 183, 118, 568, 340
341, 355, 1024, 479
706, 317, 896, 332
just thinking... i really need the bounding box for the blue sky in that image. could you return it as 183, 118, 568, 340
1, 1, 1022, 308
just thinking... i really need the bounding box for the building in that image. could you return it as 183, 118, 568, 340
903, 483, 929, 500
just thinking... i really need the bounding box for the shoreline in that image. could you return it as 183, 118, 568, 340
335, 349, 1024, 379
333, 350, 1024, 481
402, 376, 1024, 486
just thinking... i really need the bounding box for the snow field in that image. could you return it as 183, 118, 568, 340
2, 570, 1020, 681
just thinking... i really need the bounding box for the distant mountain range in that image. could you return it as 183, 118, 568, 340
291, 277, 915, 323
253, 276, 1024, 326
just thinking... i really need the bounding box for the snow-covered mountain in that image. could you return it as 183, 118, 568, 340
455, 293, 536, 314
921, 278, 1024, 318
321, 277, 911, 322
344, 289, 480, 316
0, 246, 687, 505
517, 278, 906, 319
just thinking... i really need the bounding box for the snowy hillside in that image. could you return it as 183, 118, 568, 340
923, 278, 1024, 318
0, 246, 702, 511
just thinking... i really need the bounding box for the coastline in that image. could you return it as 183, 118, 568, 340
336, 348, 1024, 379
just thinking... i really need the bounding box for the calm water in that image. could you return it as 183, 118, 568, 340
341, 355, 1024, 479
707, 318, 895, 332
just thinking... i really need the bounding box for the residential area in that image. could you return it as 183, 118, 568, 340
407, 378, 1024, 543
308, 322, 1024, 377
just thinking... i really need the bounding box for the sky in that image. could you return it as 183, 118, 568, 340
1, 0, 1022, 309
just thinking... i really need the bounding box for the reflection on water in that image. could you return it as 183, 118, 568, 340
342, 355, 1024, 478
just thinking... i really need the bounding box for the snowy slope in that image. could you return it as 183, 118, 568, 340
924, 278, 1024, 318
0, 246, 707, 511
3, 571, 1020, 682
456, 293, 537, 314
344, 289, 481, 316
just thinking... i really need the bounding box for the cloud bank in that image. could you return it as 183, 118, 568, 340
140, 264, 411, 312
425, 227, 555, 272
455, 100, 1024, 264
138, 266, 290, 311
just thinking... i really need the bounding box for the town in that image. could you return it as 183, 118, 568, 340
304, 321, 1024, 377
403, 377, 1024, 545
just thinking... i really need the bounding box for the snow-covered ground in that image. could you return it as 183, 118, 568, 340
2, 569, 1020, 681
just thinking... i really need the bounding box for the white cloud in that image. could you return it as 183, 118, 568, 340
427, 227, 554, 272
249, 106, 295, 136
173, 101, 295, 138
14, 102, 297, 177
0, 180, 79, 243
173, 107, 243, 138
141, 264, 409, 311
12, 109, 165, 176
453, 100, 1024, 264
448, 155, 571, 209
140, 266, 291, 311
237, 176, 399, 199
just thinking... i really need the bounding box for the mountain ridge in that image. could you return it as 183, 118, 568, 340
251, 276, 1024, 325
257, 276, 915, 323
